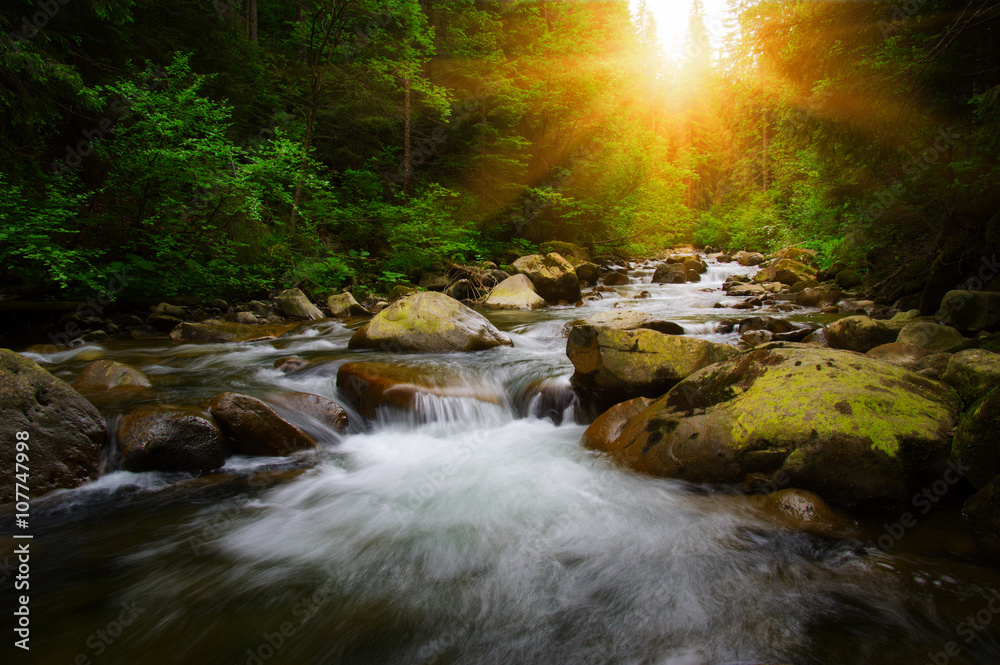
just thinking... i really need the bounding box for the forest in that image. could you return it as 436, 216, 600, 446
1, 0, 998, 307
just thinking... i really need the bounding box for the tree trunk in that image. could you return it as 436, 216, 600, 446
249, 0, 258, 42
403, 75, 411, 194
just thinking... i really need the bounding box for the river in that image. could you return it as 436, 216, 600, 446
8, 258, 1000, 665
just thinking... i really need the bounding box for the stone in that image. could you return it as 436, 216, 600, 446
511, 253, 581, 302
825, 315, 905, 353
276, 288, 324, 320
583, 310, 684, 335
266, 392, 349, 434
897, 321, 965, 352
169, 320, 296, 343
581, 397, 653, 453
911, 352, 952, 380
0, 349, 106, 501
835, 269, 863, 290
349, 291, 512, 352
336, 362, 504, 419
444, 279, 475, 301
539, 241, 590, 264
584, 347, 960, 508
209, 392, 317, 457
865, 342, 930, 367
749, 489, 851, 535
72, 360, 151, 394
566, 324, 737, 401
754, 259, 816, 286
326, 292, 371, 318
418, 271, 450, 290
602, 271, 629, 286
484, 275, 547, 310
118, 407, 224, 473
963, 478, 1000, 557
936, 290, 1000, 332
942, 349, 1000, 406
734, 251, 766, 267
952, 388, 1000, 489
574, 261, 602, 285
652, 263, 689, 284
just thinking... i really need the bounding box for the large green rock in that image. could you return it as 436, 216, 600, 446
567, 324, 737, 401
937, 290, 1000, 332
753, 259, 816, 286
825, 315, 905, 353
539, 241, 590, 264
510, 253, 581, 302
897, 321, 965, 352
326, 292, 371, 318
349, 291, 513, 352
276, 288, 324, 320
0, 349, 106, 502
952, 388, 1000, 489
582, 347, 960, 508
484, 274, 547, 310
942, 349, 1000, 406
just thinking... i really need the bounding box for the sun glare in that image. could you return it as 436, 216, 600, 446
637, 0, 729, 60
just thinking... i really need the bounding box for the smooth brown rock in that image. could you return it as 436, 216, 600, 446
118, 407, 224, 473
209, 392, 317, 456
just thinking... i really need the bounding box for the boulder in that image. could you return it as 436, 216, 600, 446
511, 253, 581, 302
825, 315, 905, 353
835, 269, 863, 290
734, 251, 765, 267
740, 330, 773, 347
584, 347, 960, 508
963, 478, 1000, 556
865, 342, 930, 367
389, 285, 419, 302
266, 392, 349, 434
942, 349, 1000, 406
652, 263, 688, 284
952, 388, 1000, 489
737, 316, 794, 335
484, 275, 547, 311
326, 292, 371, 318
155, 302, 188, 318
581, 397, 653, 453
118, 407, 224, 473
209, 392, 317, 456
726, 282, 767, 298
795, 286, 841, 307
574, 261, 602, 285
753, 259, 816, 286
936, 290, 1000, 332
169, 320, 296, 343
583, 310, 684, 335
72, 360, 152, 393
911, 352, 952, 380
566, 324, 737, 401
539, 241, 590, 264
748, 489, 851, 535
602, 271, 629, 286
336, 362, 504, 420
774, 247, 818, 266
897, 321, 964, 352
419, 271, 450, 291
349, 292, 513, 352
444, 279, 475, 301
0, 349, 106, 502
276, 288, 324, 320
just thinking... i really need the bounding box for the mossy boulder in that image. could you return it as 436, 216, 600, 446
336, 362, 504, 420
326, 292, 371, 318
510, 253, 581, 302
484, 275, 547, 311
734, 251, 765, 267
582, 347, 960, 508
825, 315, 906, 353
897, 321, 965, 352
583, 310, 684, 335
566, 324, 737, 401
774, 247, 818, 266
942, 349, 1000, 406
866, 342, 929, 367
936, 290, 1000, 332
0, 349, 106, 502
753, 259, 816, 286
835, 269, 863, 290
574, 261, 602, 285
73, 359, 152, 394
118, 407, 224, 473
952, 387, 1000, 489
276, 288, 324, 320
349, 291, 513, 352
539, 241, 590, 264
209, 392, 317, 456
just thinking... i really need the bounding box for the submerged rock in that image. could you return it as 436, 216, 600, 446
484, 274, 547, 310
72, 359, 152, 393
582, 346, 960, 508
209, 392, 317, 456
169, 320, 297, 343
350, 292, 513, 352
336, 362, 504, 420
0, 349, 106, 501
118, 407, 224, 473
266, 392, 350, 434
566, 324, 736, 402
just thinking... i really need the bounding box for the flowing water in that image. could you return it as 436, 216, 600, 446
7, 259, 1000, 665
